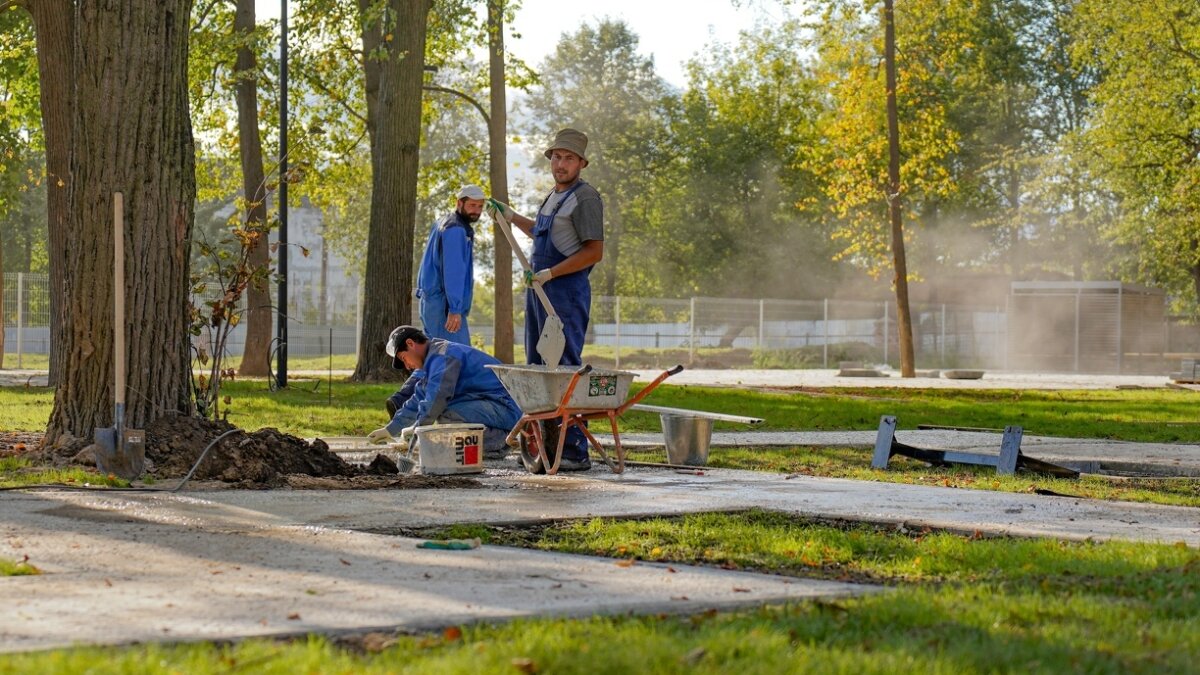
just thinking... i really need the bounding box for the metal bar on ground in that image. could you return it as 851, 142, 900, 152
16, 272, 23, 368
629, 404, 764, 425
872, 415, 1077, 478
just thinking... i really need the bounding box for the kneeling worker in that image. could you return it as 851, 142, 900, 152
367, 325, 521, 459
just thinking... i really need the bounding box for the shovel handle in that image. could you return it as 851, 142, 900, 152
113, 192, 126, 411
489, 206, 560, 319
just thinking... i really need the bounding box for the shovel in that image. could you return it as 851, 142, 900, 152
487, 200, 566, 366
94, 192, 145, 480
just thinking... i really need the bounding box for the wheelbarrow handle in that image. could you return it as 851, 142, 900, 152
575, 364, 594, 377
616, 364, 684, 414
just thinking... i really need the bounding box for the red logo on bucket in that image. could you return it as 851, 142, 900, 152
455, 435, 481, 465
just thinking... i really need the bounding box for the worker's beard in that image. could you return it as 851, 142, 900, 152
458, 208, 481, 222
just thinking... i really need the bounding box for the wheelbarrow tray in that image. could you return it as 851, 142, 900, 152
486, 364, 636, 414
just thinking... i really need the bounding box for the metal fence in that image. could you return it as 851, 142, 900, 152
5, 270, 1195, 373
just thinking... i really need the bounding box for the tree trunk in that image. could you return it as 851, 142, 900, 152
884, 0, 915, 377
0, 244, 5, 367
351, 0, 431, 382
232, 0, 272, 376
45, 0, 196, 446
28, 0, 73, 386
488, 0, 513, 363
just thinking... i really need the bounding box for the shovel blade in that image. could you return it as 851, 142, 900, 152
93, 427, 145, 480
537, 315, 567, 366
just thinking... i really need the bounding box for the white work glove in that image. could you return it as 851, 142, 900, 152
524, 268, 553, 287
397, 424, 418, 445
367, 427, 392, 445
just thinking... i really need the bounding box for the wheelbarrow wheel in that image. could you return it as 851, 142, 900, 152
538, 421, 562, 471
518, 430, 545, 474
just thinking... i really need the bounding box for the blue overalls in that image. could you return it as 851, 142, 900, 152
525, 181, 592, 460
416, 212, 474, 344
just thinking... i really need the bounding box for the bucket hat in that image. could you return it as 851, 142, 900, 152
543, 128, 588, 163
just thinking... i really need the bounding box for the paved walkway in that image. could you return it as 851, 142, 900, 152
0, 479, 870, 654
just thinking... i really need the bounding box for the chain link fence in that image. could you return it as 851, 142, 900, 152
5, 271, 1193, 373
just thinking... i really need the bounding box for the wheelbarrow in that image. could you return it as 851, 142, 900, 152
486, 363, 684, 475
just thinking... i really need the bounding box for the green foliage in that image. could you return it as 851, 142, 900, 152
1073, 0, 1200, 312
519, 19, 673, 297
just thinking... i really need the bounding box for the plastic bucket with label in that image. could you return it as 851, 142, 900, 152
415, 423, 486, 475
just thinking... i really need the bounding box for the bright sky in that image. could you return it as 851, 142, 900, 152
506, 0, 788, 87
255, 1, 793, 88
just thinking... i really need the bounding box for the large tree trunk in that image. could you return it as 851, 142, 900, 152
352, 0, 431, 382
232, 0, 272, 376
0, 244, 5, 367
27, 0, 73, 386
45, 0, 196, 446
488, 0, 513, 363
884, 0, 915, 377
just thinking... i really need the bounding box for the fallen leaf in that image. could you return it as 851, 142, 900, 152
733, 587, 750, 593
511, 657, 538, 673
615, 559, 635, 568
340, 558, 352, 566
671, 595, 689, 601
650, 547, 662, 556
362, 632, 394, 653
104, 578, 113, 587
666, 566, 677, 573
287, 613, 301, 620
443, 626, 462, 641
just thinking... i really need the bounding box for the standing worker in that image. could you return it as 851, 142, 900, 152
416, 184, 486, 344
488, 129, 603, 471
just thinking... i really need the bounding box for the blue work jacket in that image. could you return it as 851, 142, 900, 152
416, 211, 474, 315
386, 339, 521, 434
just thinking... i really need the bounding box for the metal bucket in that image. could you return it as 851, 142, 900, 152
660, 414, 714, 466
486, 364, 635, 413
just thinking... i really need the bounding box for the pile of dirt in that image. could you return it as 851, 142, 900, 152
145, 415, 368, 485
8, 418, 485, 490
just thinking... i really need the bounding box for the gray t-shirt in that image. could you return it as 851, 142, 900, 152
537, 182, 604, 257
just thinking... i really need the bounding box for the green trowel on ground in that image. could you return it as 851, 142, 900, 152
487, 200, 566, 366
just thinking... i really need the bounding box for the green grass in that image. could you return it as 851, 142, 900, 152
0, 352, 49, 370
9, 382, 1200, 444
5, 511, 1197, 672
0, 555, 39, 577
625, 446, 1200, 508
0, 456, 128, 489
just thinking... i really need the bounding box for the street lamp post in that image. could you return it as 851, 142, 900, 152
276, 0, 289, 390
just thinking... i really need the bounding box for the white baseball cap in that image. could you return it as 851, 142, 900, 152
457, 184, 485, 200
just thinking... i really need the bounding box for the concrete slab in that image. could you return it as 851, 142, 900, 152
327, 429, 1200, 477
585, 430, 1200, 477
0, 488, 871, 654
154, 468, 1199, 546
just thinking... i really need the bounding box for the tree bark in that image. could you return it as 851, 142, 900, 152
884, 0, 915, 377
351, 0, 431, 382
232, 0, 272, 376
27, 0, 73, 386
0, 243, 5, 366
488, 0, 513, 363
45, 0, 196, 445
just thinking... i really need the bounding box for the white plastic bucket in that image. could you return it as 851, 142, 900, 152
415, 423, 486, 475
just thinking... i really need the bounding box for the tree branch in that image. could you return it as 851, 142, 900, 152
422, 85, 489, 126
1166, 20, 1200, 65
304, 72, 369, 126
